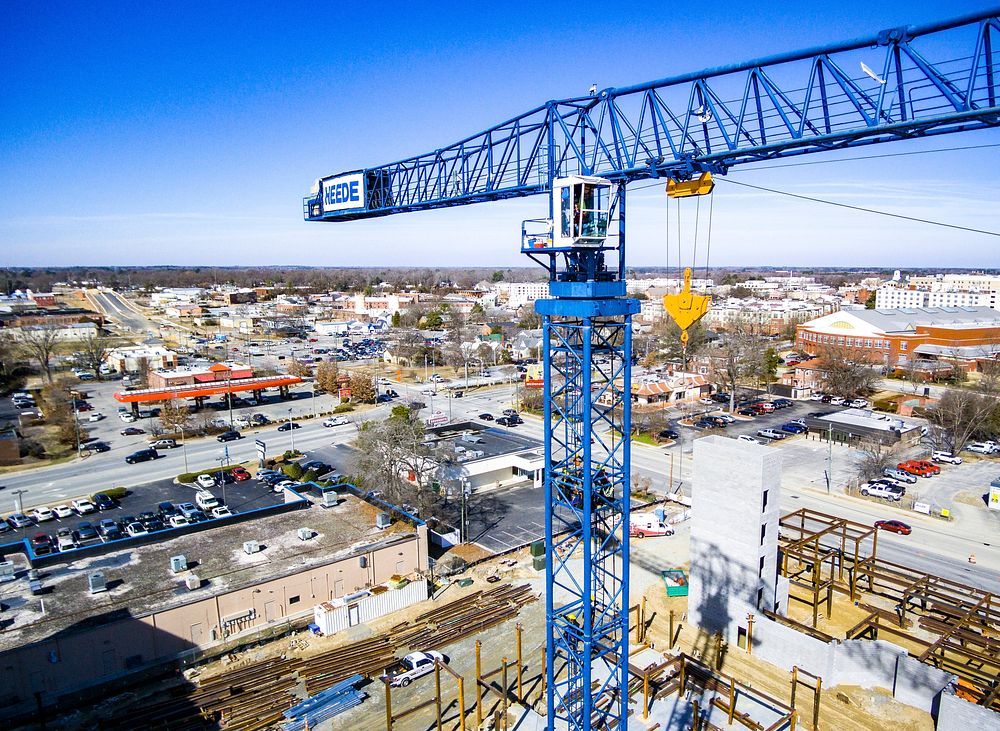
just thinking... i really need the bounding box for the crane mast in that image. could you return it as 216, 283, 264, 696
304, 10, 1000, 730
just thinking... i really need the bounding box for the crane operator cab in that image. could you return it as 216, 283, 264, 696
556, 176, 610, 247
522, 176, 612, 252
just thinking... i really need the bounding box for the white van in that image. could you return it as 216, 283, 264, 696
195, 492, 221, 511
629, 515, 675, 538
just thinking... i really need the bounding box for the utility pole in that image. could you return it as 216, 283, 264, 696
12, 488, 28, 515
288, 408, 295, 452
826, 423, 833, 493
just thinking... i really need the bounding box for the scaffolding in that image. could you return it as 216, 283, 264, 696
779, 508, 1000, 711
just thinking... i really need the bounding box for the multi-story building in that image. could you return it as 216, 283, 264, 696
795, 306, 1000, 370
493, 282, 550, 309
105, 345, 178, 373
705, 298, 833, 334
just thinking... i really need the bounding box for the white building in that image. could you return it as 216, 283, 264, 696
104, 345, 177, 373
8, 322, 99, 341
493, 282, 551, 310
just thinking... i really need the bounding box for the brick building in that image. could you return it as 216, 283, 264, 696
796, 306, 1000, 371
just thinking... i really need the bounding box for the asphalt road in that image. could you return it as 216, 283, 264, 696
89, 289, 153, 332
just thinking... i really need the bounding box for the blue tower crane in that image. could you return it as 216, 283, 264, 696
304, 10, 1000, 730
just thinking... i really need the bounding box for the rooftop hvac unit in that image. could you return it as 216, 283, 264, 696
0, 561, 14, 583
321, 491, 339, 507
243, 540, 261, 555
170, 555, 188, 573
27, 569, 40, 581
89, 572, 107, 594
297, 528, 314, 541
375, 512, 391, 530
185, 575, 201, 591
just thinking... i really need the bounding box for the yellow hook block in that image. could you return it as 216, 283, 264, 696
666, 172, 715, 198
662, 267, 711, 345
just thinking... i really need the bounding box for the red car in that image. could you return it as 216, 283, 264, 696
913, 460, 940, 475
231, 467, 251, 481
875, 520, 912, 535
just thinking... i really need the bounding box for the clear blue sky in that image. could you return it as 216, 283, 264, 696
2, 1, 999, 269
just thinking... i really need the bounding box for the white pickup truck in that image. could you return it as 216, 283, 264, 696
382, 651, 446, 687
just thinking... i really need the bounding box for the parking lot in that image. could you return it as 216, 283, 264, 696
0, 473, 287, 553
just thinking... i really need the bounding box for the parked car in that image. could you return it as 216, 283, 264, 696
177, 502, 198, 519
710, 393, 730, 403
496, 417, 516, 427
125, 522, 148, 537
30, 533, 55, 555
736, 407, 757, 416
756, 428, 786, 440
698, 397, 714, 405
231, 466, 251, 481
120, 426, 145, 436
73, 522, 99, 542
882, 467, 918, 484
119, 412, 137, 422
860, 482, 904, 501
897, 460, 935, 478
89, 441, 111, 453
169, 515, 191, 528
714, 414, 736, 424
780, 422, 807, 434
874, 519, 912, 535
149, 438, 179, 449
92, 493, 117, 511
737, 435, 762, 444
56, 528, 77, 551
931, 451, 962, 465
478, 413, 495, 421
772, 398, 793, 409
72, 498, 96, 515
31, 507, 55, 523
656, 429, 680, 442
382, 651, 447, 688
97, 519, 122, 540
849, 398, 870, 409
966, 442, 999, 455
196, 474, 217, 489
125, 448, 158, 464
276, 422, 301, 431
52, 504, 73, 519
323, 416, 350, 427
211, 506, 233, 519
301, 460, 332, 475
913, 459, 941, 475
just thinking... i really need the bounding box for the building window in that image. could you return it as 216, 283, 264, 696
865, 339, 872, 348
900, 341, 908, 350
760, 524, 766, 545
289, 595, 300, 605
761, 490, 769, 511
759, 555, 766, 576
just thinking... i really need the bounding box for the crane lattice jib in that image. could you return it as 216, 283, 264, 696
305, 9, 1000, 222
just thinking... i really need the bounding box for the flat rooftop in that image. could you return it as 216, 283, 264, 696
812, 407, 919, 433
0, 494, 418, 652
425, 421, 543, 462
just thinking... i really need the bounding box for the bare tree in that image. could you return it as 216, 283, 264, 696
855, 441, 898, 481
710, 318, 767, 410
158, 400, 191, 435
135, 356, 151, 389
818, 345, 880, 398
287, 359, 313, 378
74, 331, 120, 380
353, 414, 450, 516
926, 379, 1000, 455
17, 326, 60, 383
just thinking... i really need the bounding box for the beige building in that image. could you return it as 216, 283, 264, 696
0, 493, 428, 710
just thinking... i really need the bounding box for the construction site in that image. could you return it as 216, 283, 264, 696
5, 7, 1000, 731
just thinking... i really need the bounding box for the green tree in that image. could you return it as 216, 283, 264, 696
760, 347, 781, 393
491, 270, 505, 282
865, 292, 877, 309
391, 311, 402, 327
423, 311, 444, 329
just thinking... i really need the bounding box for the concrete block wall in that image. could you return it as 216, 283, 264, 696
893, 654, 955, 714
831, 639, 906, 690
690, 436, 782, 641
748, 614, 834, 678
936, 690, 1000, 730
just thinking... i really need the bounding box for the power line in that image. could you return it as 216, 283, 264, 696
718, 177, 1000, 237
729, 142, 1000, 172
629, 142, 1000, 193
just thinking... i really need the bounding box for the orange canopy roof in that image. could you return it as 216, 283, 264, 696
113, 375, 304, 403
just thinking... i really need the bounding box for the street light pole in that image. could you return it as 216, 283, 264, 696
288, 408, 295, 452
181, 424, 189, 474
11, 488, 27, 515
72, 400, 82, 458
218, 457, 227, 506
